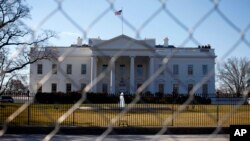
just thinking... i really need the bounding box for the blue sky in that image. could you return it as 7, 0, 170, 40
25, 0, 250, 60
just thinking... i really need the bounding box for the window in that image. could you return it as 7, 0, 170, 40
102, 83, 108, 93
158, 64, 164, 75
102, 64, 108, 71
188, 84, 194, 95
67, 64, 72, 74
51, 83, 57, 93
137, 83, 142, 89
81, 83, 86, 91
173, 64, 179, 75
137, 65, 143, 77
173, 84, 179, 94
202, 65, 208, 75
66, 83, 71, 93
158, 84, 164, 93
81, 64, 86, 74
188, 65, 193, 75
52, 64, 57, 74
37, 64, 43, 74
37, 83, 42, 93
120, 64, 125, 77
202, 84, 208, 97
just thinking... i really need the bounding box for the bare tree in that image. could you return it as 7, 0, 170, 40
0, 0, 56, 93
217, 57, 250, 97
0, 72, 16, 94
8, 79, 25, 92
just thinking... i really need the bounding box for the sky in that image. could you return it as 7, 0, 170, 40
24, 0, 250, 61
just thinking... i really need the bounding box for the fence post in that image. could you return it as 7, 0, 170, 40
172, 103, 174, 126
28, 96, 30, 125
172, 95, 175, 126
73, 107, 75, 126
216, 104, 219, 126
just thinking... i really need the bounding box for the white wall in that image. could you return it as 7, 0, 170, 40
30, 47, 92, 94
153, 57, 215, 96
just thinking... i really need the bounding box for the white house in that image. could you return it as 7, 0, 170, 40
29, 35, 216, 97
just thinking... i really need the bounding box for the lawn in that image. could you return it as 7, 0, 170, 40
0, 103, 249, 127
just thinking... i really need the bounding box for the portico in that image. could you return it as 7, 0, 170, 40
91, 55, 156, 93
89, 35, 157, 94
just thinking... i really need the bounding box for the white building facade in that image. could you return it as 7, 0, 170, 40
30, 35, 216, 97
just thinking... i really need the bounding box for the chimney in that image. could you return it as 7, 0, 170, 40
77, 37, 82, 46
164, 37, 169, 47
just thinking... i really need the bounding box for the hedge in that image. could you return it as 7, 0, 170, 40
34, 92, 211, 104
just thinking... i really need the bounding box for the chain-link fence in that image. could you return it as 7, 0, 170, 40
1, 0, 250, 141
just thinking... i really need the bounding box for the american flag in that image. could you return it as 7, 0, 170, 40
114, 10, 122, 16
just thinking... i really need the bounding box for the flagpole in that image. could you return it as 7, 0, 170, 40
115, 9, 123, 35
122, 7, 123, 35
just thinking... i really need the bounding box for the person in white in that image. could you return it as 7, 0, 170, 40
119, 92, 125, 109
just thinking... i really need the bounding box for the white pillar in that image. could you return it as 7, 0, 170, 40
91, 56, 97, 92
130, 56, 135, 94
58, 62, 64, 92
110, 57, 116, 93
149, 56, 155, 93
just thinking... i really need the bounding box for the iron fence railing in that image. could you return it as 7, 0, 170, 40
1, 93, 249, 127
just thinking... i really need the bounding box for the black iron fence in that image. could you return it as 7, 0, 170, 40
33, 92, 212, 104
1, 93, 249, 127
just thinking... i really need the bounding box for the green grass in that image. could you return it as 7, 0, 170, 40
0, 103, 249, 127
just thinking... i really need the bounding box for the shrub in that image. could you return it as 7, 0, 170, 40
34, 92, 211, 104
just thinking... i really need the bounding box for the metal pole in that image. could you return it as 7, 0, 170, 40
172, 103, 174, 126
28, 96, 30, 125
122, 7, 123, 35
73, 108, 75, 126
217, 104, 219, 126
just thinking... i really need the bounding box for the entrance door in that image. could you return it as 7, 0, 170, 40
158, 84, 164, 94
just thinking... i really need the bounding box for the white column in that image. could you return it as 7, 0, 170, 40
91, 56, 97, 92
58, 62, 64, 92
149, 56, 155, 93
110, 57, 116, 93
130, 56, 135, 94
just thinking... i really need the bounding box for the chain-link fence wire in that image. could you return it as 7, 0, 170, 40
0, 0, 250, 140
